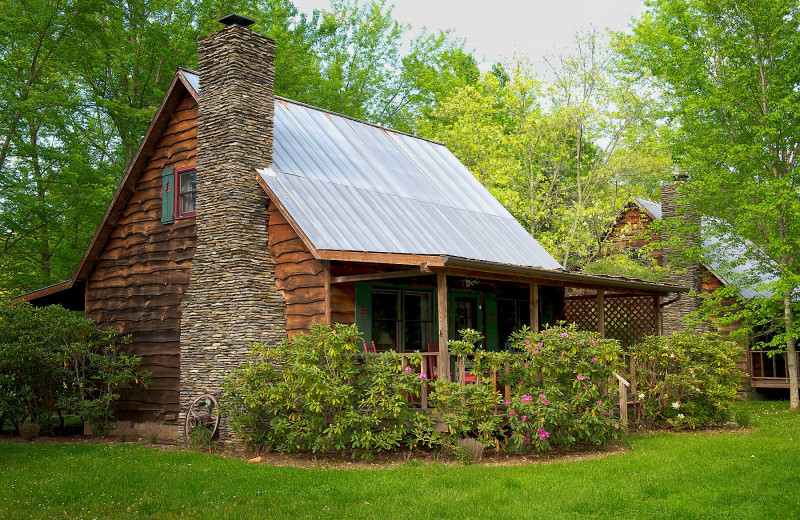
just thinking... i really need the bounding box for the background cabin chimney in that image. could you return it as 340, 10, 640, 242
661, 177, 705, 334
180, 17, 286, 444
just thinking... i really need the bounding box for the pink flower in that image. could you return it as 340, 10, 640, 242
560, 332, 569, 338
525, 344, 532, 350
548, 328, 554, 332
525, 339, 531, 344
614, 423, 620, 429
509, 409, 516, 415
596, 400, 603, 406
538, 428, 550, 440
404, 366, 412, 372
538, 393, 546, 399
521, 415, 527, 422
583, 385, 587, 390
575, 394, 580, 398
591, 357, 598, 362
522, 394, 532, 403
524, 363, 529, 367
577, 375, 585, 381
505, 400, 511, 407
536, 342, 543, 347
543, 400, 549, 406
589, 339, 598, 344
419, 373, 427, 380
532, 349, 539, 354
522, 437, 531, 446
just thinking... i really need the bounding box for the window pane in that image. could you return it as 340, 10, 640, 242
372, 290, 400, 320
372, 320, 398, 351
180, 170, 196, 192
404, 291, 431, 321
404, 321, 431, 352
180, 192, 196, 214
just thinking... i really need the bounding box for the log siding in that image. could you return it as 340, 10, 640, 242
85, 92, 198, 422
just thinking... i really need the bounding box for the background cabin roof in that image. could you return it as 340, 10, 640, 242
181, 70, 563, 270
632, 196, 778, 298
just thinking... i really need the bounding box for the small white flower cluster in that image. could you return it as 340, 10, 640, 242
671, 401, 681, 410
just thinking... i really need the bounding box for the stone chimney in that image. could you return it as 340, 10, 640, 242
180, 15, 286, 444
661, 176, 704, 334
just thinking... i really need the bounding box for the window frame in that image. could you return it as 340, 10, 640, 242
355, 282, 436, 353
175, 165, 197, 219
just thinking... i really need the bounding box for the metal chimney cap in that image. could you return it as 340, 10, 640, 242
219, 13, 255, 27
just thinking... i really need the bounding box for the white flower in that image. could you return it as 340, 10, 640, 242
638, 393, 645, 400
669, 353, 675, 358
677, 413, 685, 419
671, 401, 681, 410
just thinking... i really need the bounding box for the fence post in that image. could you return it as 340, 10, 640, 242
613, 372, 630, 428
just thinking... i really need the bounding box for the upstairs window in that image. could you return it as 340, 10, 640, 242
176, 167, 197, 218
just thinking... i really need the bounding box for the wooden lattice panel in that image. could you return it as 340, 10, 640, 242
564, 295, 657, 347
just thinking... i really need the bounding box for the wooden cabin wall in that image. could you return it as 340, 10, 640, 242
85, 92, 198, 422
604, 206, 662, 265
267, 201, 327, 335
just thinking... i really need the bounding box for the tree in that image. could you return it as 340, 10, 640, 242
619, 0, 800, 409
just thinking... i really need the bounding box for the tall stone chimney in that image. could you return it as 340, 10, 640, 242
180, 15, 286, 444
661, 176, 704, 334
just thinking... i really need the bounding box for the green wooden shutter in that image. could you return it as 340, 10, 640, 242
161, 167, 175, 224
354, 282, 372, 345
485, 293, 498, 351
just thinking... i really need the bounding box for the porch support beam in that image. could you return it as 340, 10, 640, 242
437, 272, 450, 382
330, 269, 431, 284
597, 290, 605, 338
530, 282, 539, 332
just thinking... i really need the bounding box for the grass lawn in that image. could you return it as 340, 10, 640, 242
2, 401, 800, 519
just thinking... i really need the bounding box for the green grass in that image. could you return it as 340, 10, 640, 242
2, 401, 800, 519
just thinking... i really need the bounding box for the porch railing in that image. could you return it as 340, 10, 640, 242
397, 352, 629, 424
750, 350, 799, 383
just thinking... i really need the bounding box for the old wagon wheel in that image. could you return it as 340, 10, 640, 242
183, 394, 220, 445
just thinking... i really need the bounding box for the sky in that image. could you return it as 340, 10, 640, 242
292, 0, 647, 70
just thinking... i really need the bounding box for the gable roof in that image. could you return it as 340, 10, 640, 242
631, 197, 778, 298
252, 94, 561, 269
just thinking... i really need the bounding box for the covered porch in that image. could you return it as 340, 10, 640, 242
320, 253, 683, 386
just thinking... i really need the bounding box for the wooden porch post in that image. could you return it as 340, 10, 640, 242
530, 282, 539, 332
597, 290, 605, 339
655, 295, 662, 336
437, 272, 450, 381
323, 260, 331, 325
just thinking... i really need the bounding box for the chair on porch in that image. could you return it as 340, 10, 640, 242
363, 340, 377, 354
425, 341, 439, 380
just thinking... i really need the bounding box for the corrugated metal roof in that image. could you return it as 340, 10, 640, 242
258, 95, 563, 269
633, 197, 777, 298
182, 68, 560, 268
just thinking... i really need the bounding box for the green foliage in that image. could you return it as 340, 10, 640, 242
583, 254, 668, 282
619, 0, 800, 406
0, 301, 150, 435
627, 331, 743, 429
222, 323, 426, 457
187, 424, 214, 452
502, 324, 623, 450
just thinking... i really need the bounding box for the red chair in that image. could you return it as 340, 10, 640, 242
425, 341, 439, 380
363, 340, 377, 354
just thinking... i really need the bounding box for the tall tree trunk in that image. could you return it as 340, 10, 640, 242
785, 288, 798, 411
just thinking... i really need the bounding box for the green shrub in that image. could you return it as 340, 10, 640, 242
222, 323, 427, 457
0, 301, 151, 435
187, 424, 213, 452
627, 331, 743, 429
500, 324, 624, 450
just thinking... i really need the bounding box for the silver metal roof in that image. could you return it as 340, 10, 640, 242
633, 197, 776, 298
261, 99, 563, 269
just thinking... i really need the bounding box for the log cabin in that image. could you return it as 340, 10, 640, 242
17, 15, 685, 440
600, 190, 790, 391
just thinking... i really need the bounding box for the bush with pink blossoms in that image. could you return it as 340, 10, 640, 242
500, 324, 623, 451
